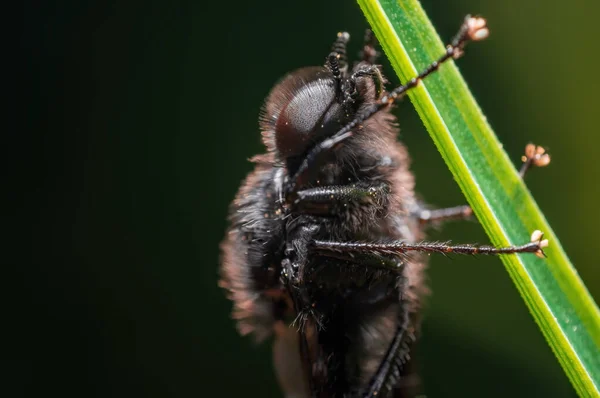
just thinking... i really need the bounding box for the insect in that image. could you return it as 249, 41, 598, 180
220, 15, 550, 398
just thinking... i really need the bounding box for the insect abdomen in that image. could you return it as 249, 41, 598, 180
220, 158, 285, 342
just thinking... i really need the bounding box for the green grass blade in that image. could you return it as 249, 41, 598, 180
356, 0, 600, 395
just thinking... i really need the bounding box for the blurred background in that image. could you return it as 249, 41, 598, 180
11, 0, 599, 396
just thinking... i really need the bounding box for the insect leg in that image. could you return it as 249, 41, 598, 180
287, 15, 488, 195
347, 66, 385, 101
303, 246, 418, 396
361, 305, 413, 398
312, 245, 405, 273
337, 15, 489, 139
360, 29, 379, 65
291, 248, 414, 398
519, 143, 551, 178
285, 133, 353, 195
290, 182, 388, 214
341, 64, 385, 110
282, 259, 318, 396
417, 204, 473, 225
417, 143, 551, 225
312, 229, 549, 259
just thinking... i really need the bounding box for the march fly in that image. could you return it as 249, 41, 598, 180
220, 15, 549, 398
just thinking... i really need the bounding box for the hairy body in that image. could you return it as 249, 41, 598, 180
221, 89, 423, 396
220, 17, 546, 398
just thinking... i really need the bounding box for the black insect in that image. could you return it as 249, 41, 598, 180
220, 16, 549, 398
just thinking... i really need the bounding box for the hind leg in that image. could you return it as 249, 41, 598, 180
417, 144, 551, 225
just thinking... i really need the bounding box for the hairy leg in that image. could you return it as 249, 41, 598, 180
290, 182, 388, 214
417, 143, 551, 225
286, 16, 489, 195
311, 230, 548, 260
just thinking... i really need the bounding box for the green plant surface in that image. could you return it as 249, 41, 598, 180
356, 0, 600, 395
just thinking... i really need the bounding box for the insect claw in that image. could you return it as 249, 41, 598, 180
530, 230, 549, 258
522, 143, 551, 168
466, 16, 489, 41
536, 247, 548, 259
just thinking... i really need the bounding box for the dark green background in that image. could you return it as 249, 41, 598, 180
12, 0, 599, 396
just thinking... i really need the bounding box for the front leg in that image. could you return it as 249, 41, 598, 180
291, 182, 389, 216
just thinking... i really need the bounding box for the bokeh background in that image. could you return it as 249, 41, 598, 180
12, 0, 599, 396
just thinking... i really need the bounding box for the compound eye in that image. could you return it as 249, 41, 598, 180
274, 79, 339, 157
260, 67, 349, 158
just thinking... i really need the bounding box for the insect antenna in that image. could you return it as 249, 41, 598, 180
326, 32, 350, 93
330, 31, 350, 73
326, 53, 343, 92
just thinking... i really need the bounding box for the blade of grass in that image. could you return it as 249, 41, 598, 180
356, 0, 600, 395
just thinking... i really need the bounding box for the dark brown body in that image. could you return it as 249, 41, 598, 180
219, 18, 546, 398
220, 64, 428, 397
